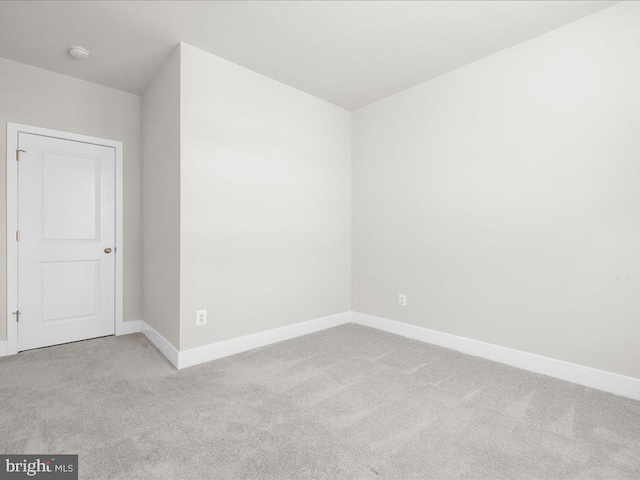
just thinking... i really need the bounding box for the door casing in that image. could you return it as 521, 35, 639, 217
6, 122, 124, 355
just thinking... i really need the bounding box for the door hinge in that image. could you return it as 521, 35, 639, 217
16, 231, 20, 241
12, 311, 20, 322
16, 149, 26, 161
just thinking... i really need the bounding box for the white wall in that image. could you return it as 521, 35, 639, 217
352, 1, 640, 379
179, 44, 351, 350
142, 47, 181, 348
0, 57, 142, 341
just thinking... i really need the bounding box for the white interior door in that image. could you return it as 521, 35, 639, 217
17, 132, 116, 351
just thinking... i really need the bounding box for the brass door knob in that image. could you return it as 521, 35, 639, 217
104, 248, 112, 254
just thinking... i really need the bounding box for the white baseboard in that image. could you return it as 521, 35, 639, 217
0, 340, 7, 357
140, 321, 180, 368
116, 319, 142, 335
351, 311, 640, 401
105, 311, 640, 401
178, 311, 351, 369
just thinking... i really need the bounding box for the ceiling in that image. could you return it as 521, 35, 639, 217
0, 1, 618, 110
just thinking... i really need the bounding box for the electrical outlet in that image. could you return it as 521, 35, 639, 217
196, 310, 207, 326
398, 294, 407, 307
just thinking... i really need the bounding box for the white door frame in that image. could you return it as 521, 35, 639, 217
6, 122, 125, 355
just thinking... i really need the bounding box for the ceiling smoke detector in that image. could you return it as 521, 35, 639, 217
69, 46, 90, 60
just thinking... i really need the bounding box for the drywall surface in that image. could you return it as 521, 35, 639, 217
0, 57, 142, 342
179, 43, 351, 350
141, 47, 181, 348
352, 1, 640, 378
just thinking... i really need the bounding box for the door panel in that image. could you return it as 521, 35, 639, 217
18, 133, 115, 351
42, 152, 100, 240
40, 260, 100, 322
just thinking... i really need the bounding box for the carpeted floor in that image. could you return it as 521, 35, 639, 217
1, 324, 639, 479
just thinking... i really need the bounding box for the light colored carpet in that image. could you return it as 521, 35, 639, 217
1, 324, 639, 479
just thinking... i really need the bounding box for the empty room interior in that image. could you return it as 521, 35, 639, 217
1, 1, 640, 479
